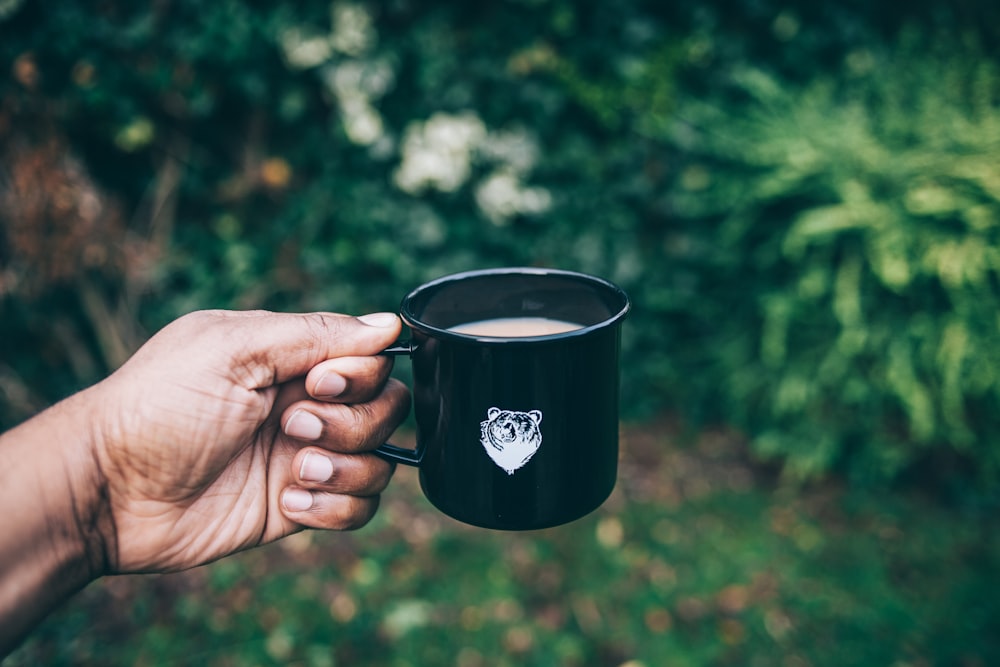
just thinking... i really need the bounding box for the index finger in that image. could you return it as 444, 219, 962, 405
305, 355, 395, 404
232, 311, 402, 389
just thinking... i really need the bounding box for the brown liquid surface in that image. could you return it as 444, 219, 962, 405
448, 316, 583, 337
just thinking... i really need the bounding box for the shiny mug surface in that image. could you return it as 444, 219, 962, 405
376, 267, 630, 530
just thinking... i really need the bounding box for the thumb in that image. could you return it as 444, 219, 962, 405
234, 311, 403, 388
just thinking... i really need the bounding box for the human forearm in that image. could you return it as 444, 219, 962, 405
0, 387, 113, 656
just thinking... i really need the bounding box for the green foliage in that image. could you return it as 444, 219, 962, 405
2, 2, 1000, 488
651, 33, 1000, 485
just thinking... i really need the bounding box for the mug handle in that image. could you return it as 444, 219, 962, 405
374, 339, 423, 466
381, 339, 413, 356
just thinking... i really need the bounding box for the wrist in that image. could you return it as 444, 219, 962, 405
60, 384, 119, 578
0, 385, 116, 654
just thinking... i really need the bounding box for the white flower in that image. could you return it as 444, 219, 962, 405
342, 100, 384, 145
475, 171, 522, 223
477, 128, 540, 175
330, 2, 376, 56
475, 169, 552, 225
393, 114, 551, 223
323, 59, 395, 100
322, 60, 395, 147
423, 113, 487, 155
393, 112, 487, 194
279, 28, 333, 70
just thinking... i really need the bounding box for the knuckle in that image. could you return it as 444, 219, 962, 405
359, 454, 393, 493
330, 495, 379, 531
353, 357, 389, 388
302, 313, 347, 346
345, 402, 379, 444
328, 380, 410, 450
163, 310, 218, 338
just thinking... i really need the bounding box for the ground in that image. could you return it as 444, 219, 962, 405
10, 420, 1000, 667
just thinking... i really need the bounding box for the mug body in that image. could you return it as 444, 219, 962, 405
400, 268, 629, 530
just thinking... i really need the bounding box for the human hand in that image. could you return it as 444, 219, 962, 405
89, 310, 409, 573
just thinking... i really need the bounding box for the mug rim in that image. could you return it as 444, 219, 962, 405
399, 266, 631, 344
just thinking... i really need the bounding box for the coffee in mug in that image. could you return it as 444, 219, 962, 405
447, 317, 583, 337
377, 267, 630, 530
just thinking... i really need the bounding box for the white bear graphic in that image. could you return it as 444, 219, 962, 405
479, 407, 543, 474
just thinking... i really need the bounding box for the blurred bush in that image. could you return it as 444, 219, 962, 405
652, 32, 1000, 488
1, 0, 999, 492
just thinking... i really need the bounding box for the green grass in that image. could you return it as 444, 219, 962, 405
10, 423, 1000, 666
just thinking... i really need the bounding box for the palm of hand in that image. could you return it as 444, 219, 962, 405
99, 339, 302, 573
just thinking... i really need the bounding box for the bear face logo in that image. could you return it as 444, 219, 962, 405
480, 407, 543, 474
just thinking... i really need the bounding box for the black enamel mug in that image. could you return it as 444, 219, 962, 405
376, 267, 630, 530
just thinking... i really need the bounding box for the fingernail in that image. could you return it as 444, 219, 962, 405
282, 488, 314, 512
285, 410, 323, 441
300, 452, 335, 482
314, 371, 348, 398
357, 312, 398, 327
